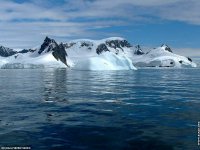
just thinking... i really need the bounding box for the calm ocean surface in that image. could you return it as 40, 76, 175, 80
0, 69, 200, 150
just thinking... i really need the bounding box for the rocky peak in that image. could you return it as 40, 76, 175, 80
38, 37, 58, 54
106, 39, 132, 49
0, 45, 17, 57
161, 44, 173, 53
96, 43, 110, 55
134, 45, 144, 55
44, 36, 56, 44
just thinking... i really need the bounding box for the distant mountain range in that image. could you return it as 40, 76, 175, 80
0, 37, 197, 70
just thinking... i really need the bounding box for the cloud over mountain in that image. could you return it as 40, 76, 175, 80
0, 0, 199, 56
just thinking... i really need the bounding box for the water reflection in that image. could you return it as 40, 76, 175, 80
0, 69, 200, 149
42, 69, 68, 103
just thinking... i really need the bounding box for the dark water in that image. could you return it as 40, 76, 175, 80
0, 69, 200, 150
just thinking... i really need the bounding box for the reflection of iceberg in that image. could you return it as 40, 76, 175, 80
42, 69, 68, 103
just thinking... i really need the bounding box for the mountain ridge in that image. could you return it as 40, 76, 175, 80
0, 37, 197, 70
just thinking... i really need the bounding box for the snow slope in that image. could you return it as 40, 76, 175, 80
0, 53, 66, 69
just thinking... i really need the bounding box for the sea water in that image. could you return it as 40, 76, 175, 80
0, 69, 200, 150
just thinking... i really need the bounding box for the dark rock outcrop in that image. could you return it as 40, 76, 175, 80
134, 45, 144, 55
18, 49, 29, 54
64, 42, 76, 49
0, 45, 17, 57
52, 43, 69, 67
96, 44, 110, 55
80, 42, 93, 50
18, 49, 36, 54
81, 42, 93, 47
187, 57, 192, 62
38, 37, 57, 54
161, 44, 173, 53
106, 39, 132, 49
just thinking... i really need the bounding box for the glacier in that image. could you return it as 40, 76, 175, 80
72, 52, 136, 70
0, 37, 197, 70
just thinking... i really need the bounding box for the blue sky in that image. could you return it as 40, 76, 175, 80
0, 0, 200, 56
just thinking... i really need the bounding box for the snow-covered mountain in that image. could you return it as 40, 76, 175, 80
130, 44, 197, 68
0, 37, 197, 70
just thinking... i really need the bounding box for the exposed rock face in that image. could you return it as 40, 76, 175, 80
36, 37, 69, 67
106, 39, 132, 49
0, 45, 36, 57
96, 39, 132, 55
80, 42, 93, 47
134, 45, 144, 55
96, 43, 110, 55
18, 49, 36, 54
64, 42, 76, 49
0, 45, 17, 57
161, 44, 173, 53
79, 42, 93, 50
52, 43, 69, 67
38, 37, 57, 54
187, 57, 192, 62
18, 49, 29, 54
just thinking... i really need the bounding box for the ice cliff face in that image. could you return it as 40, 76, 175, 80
0, 37, 197, 70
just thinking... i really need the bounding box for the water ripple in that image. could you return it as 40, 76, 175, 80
0, 68, 200, 149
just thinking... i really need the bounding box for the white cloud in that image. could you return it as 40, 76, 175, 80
0, 1, 67, 21
0, 0, 199, 54
0, 20, 125, 48
173, 47, 200, 57
0, 0, 199, 23
158, 0, 200, 25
